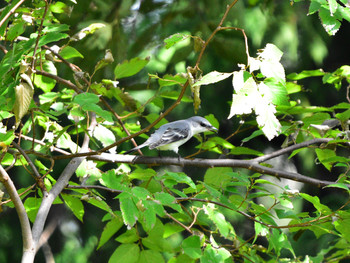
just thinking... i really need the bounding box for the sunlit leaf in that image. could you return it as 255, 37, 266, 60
114, 57, 149, 79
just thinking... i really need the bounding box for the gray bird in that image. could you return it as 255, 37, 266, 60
124, 116, 218, 155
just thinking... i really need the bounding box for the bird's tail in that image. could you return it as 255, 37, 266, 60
123, 143, 146, 155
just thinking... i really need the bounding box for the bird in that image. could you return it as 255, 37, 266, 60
124, 116, 218, 155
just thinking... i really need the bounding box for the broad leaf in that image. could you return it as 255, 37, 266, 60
114, 57, 149, 79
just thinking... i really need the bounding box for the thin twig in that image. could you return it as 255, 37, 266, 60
195, 0, 239, 68
165, 211, 193, 234
34, 70, 81, 93
0, 0, 26, 28
66, 184, 123, 194
31, 0, 50, 69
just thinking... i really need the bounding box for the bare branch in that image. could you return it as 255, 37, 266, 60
88, 152, 344, 188
34, 70, 81, 93
26, 114, 98, 261
252, 138, 334, 163
0, 0, 26, 28
0, 165, 34, 256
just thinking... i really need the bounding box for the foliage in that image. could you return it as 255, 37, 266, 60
0, 0, 350, 262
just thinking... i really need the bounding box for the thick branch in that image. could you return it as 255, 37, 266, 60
88, 153, 343, 188
0, 165, 34, 255
24, 115, 97, 262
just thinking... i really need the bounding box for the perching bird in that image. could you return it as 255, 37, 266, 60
124, 116, 218, 155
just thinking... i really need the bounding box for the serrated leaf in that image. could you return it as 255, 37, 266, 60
119, 194, 139, 228
108, 243, 140, 263
192, 71, 232, 87
319, 7, 341, 35
98, 216, 124, 249
204, 167, 233, 189
164, 33, 190, 49
114, 57, 149, 79
61, 193, 84, 222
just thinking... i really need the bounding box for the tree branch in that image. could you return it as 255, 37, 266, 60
0, 0, 26, 28
87, 152, 344, 188
22, 114, 97, 262
0, 165, 34, 256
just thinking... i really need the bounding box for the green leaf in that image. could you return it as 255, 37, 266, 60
0, 130, 15, 145
182, 235, 201, 259
315, 148, 337, 171
114, 57, 149, 79
153, 73, 187, 87
108, 243, 140, 263
119, 193, 139, 228
115, 228, 139, 244
323, 183, 350, 192
268, 228, 295, 257
24, 197, 41, 223
6, 21, 26, 41
202, 245, 224, 263
128, 168, 156, 180
93, 124, 116, 151
161, 171, 196, 190
164, 33, 190, 49
299, 193, 332, 214
263, 78, 289, 106
335, 109, 350, 122
98, 216, 124, 249
59, 46, 84, 59
140, 201, 157, 232
287, 69, 325, 80
204, 204, 233, 238
34, 61, 57, 92
230, 146, 262, 156
137, 250, 165, 263
100, 170, 124, 190
204, 167, 233, 189
61, 194, 84, 222
154, 192, 182, 212
37, 32, 69, 47
319, 7, 341, 35
73, 93, 113, 122
192, 71, 232, 87
42, 24, 70, 33
94, 49, 114, 73
50, 1, 68, 13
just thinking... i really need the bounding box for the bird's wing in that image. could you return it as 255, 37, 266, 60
148, 126, 190, 149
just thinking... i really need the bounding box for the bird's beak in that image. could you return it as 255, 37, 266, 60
209, 126, 218, 133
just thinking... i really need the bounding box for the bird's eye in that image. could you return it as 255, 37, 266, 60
200, 122, 207, 127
